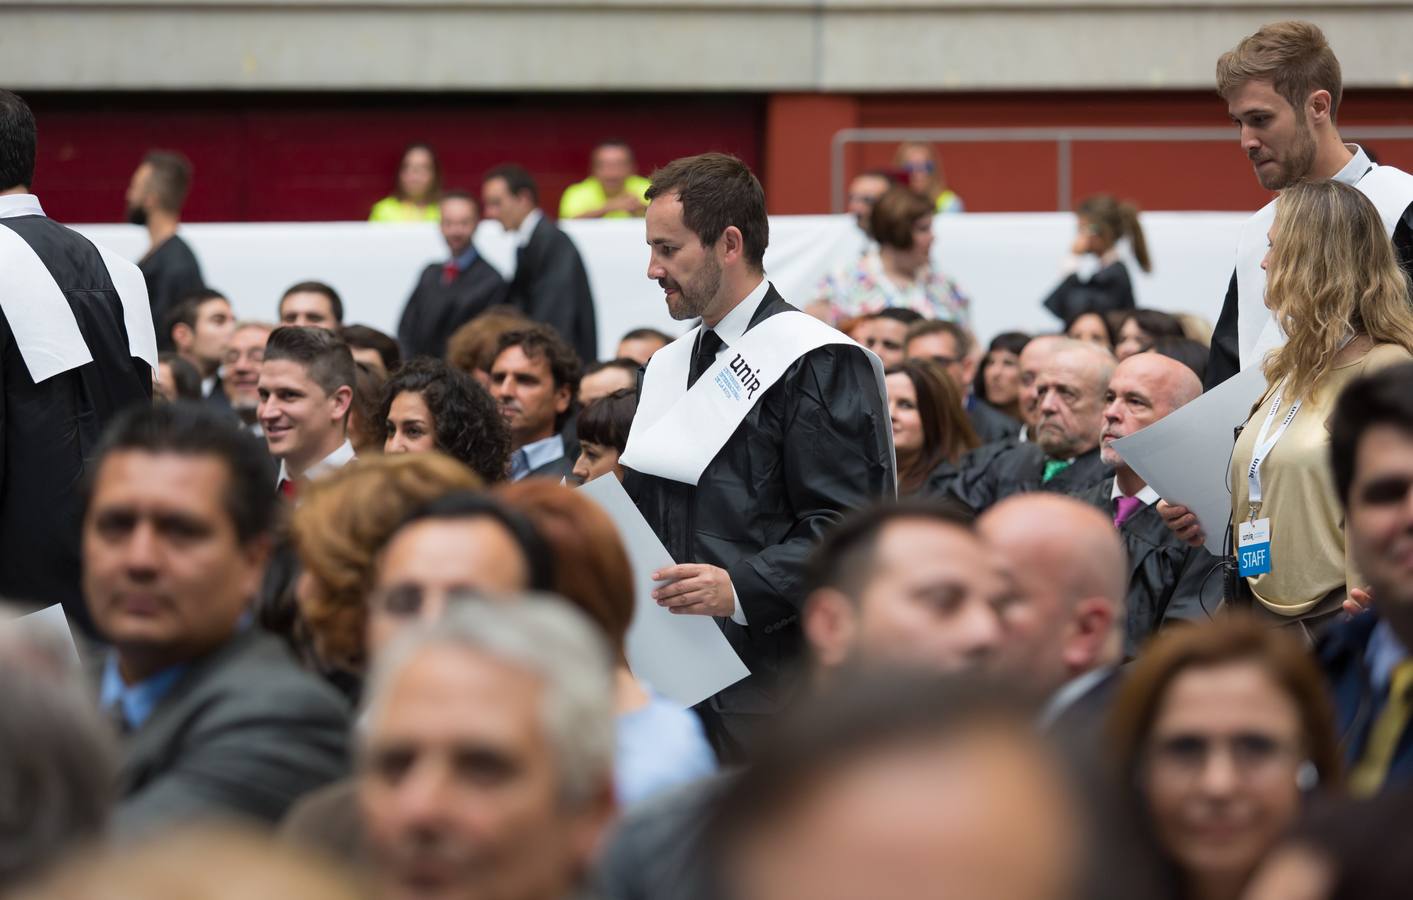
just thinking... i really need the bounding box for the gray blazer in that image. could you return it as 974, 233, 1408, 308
112, 628, 351, 835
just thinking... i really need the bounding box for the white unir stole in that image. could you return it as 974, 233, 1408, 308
1239, 164, 1413, 369
621, 310, 885, 486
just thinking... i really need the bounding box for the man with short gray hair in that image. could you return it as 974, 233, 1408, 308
949, 339, 1113, 514
359, 598, 617, 900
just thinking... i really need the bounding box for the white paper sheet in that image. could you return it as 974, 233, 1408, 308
15, 603, 83, 669
578, 475, 750, 708
1110, 365, 1269, 555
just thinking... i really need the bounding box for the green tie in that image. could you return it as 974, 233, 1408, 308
1042, 458, 1073, 484
1350, 660, 1413, 797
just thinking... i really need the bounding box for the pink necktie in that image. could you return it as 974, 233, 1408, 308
1114, 495, 1144, 528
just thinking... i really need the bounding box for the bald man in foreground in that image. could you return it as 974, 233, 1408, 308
978, 494, 1126, 738
1076, 352, 1220, 654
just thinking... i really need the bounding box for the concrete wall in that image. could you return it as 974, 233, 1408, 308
3, 0, 1411, 91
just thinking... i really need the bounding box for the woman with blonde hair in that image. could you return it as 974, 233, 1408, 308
1044, 194, 1152, 322
1162, 180, 1413, 631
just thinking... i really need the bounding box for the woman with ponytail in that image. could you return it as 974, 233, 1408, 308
1043, 194, 1151, 322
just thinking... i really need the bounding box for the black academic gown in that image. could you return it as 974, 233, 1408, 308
1207, 188, 1413, 389
397, 255, 510, 361
139, 234, 204, 352
623, 287, 895, 756
509, 216, 598, 365
1073, 477, 1223, 658
948, 440, 1109, 516
0, 212, 153, 634
1042, 261, 1136, 323
967, 397, 1021, 445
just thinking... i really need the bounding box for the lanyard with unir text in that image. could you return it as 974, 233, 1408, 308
1238, 381, 1300, 577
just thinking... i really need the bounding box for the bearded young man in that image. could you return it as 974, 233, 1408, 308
622, 153, 895, 760
1205, 21, 1413, 388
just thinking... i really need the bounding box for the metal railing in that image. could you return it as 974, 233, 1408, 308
831, 126, 1413, 212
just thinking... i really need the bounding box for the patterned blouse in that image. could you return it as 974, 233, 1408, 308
813, 249, 970, 325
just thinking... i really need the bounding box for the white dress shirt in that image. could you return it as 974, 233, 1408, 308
276, 438, 355, 489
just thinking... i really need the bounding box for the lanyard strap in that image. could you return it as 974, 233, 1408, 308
1247, 382, 1301, 508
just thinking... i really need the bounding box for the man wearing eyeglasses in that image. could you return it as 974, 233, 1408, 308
221, 320, 273, 435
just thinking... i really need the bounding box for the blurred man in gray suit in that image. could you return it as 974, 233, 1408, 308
82, 402, 349, 833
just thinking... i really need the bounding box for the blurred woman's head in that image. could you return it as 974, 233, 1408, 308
1075, 194, 1151, 272
1066, 312, 1114, 350
497, 481, 634, 665
446, 305, 530, 386
885, 358, 980, 495
1107, 618, 1340, 899
394, 142, 440, 204
573, 388, 637, 485
291, 453, 482, 672
1115, 309, 1185, 360
869, 186, 935, 269
348, 361, 387, 457
380, 357, 511, 484
894, 141, 949, 202
976, 331, 1030, 413
1264, 180, 1413, 402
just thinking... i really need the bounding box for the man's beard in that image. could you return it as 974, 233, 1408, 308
663, 255, 722, 321
126, 205, 148, 227
1254, 119, 1317, 191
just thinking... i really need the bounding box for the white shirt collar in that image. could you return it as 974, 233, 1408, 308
0, 193, 44, 219
276, 438, 355, 487
1335, 144, 1374, 187
513, 208, 544, 248
709, 278, 772, 348
1110, 477, 1160, 507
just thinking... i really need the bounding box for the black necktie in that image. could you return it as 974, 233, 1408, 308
689, 330, 724, 388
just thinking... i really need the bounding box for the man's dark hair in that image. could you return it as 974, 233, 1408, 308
263, 325, 357, 398
905, 318, 973, 358
86, 402, 278, 544
804, 499, 975, 600
620, 327, 673, 345
441, 188, 476, 206
645, 153, 769, 272
576, 388, 638, 455
584, 357, 640, 380
158, 352, 203, 402
379, 357, 512, 484
872, 307, 925, 326
395, 491, 555, 592
279, 280, 345, 324
593, 138, 634, 156
341, 324, 402, 375
164, 288, 229, 344
483, 164, 540, 207
494, 324, 583, 429
1330, 362, 1413, 508
141, 150, 193, 213
0, 89, 36, 192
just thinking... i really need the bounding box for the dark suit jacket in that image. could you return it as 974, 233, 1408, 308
1042, 260, 1136, 323
948, 441, 1109, 515
1321, 613, 1413, 791
623, 288, 895, 721
397, 254, 510, 361
526, 450, 574, 482
0, 213, 153, 634
112, 628, 351, 834
139, 234, 205, 352
509, 216, 598, 364
1074, 477, 1222, 657
967, 397, 1021, 445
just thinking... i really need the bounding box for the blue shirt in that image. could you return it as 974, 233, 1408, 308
450, 244, 479, 272
615, 691, 717, 808
1368, 619, 1410, 693
99, 654, 188, 732
511, 433, 566, 481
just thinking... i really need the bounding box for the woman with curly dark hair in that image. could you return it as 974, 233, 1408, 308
380, 357, 511, 483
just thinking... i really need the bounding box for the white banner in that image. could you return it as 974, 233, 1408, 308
74, 212, 1246, 361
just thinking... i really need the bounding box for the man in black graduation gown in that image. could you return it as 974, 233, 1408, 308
949, 339, 1111, 515
622, 153, 894, 758
482, 165, 598, 365
396, 190, 509, 361
0, 90, 157, 632
1070, 353, 1220, 655
1206, 22, 1413, 389
126, 150, 204, 351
